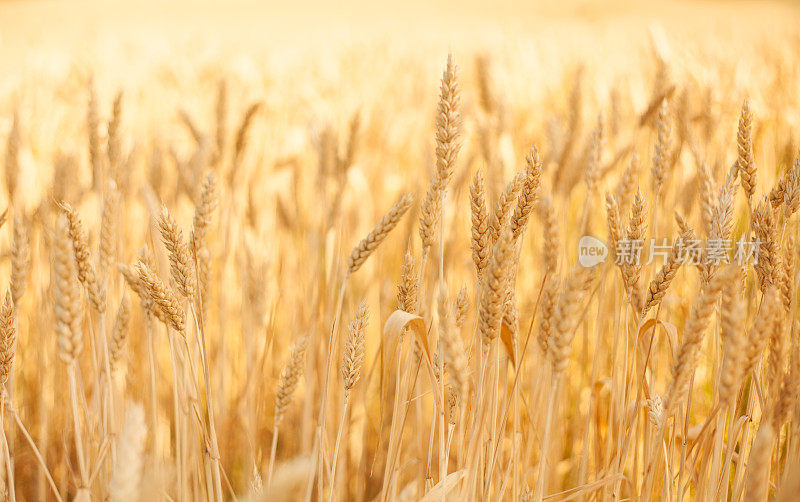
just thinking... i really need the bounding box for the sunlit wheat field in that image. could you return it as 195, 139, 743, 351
0, 1, 799, 500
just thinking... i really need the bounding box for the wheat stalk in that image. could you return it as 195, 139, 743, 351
53, 215, 88, 488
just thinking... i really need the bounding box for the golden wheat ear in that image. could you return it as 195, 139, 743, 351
737, 99, 757, 201
348, 193, 413, 274
158, 206, 196, 299
10, 213, 30, 305
59, 201, 106, 313
53, 214, 84, 364
134, 261, 186, 333
0, 292, 16, 387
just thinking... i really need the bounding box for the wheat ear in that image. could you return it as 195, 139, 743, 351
478, 227, 515, 346
134, 262, 185, 333
737, 99, 757, 201
59, 202, 106, 313
158, 206, 196, 299
510, 146, 543, 240
191, 171, 218, 253
641, 213, 694, 318
269, 335, 309, 489
9, 214, 29, 305
652, 99, 670, 197
0, 293, 16, 387
470, 171, 491, 278
752, 197, 778, 291
53, 215, 88, 487
4, 110, 19, 202
348, 194, 413, 274
109, 295, 131, 371
330, 301, 368, 501
397, 250, 418, 313
107, 91, 123, 175
99, 181, 119, 275
663, 271, 725, 417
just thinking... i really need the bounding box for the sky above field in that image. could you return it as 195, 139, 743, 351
0, 0, 797, 72
0, 0, 798, 132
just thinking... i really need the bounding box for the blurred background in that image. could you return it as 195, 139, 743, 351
1, 0, 797, 206
1, 1, 797, 80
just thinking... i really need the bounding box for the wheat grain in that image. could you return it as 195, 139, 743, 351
99, 182, 119, 274
0, 292, 15, 386
419, 183, 441, 255
397, 250, 418, 313
547, 268, 590, 375
107, 91, 123, 176
53, 215, 84, 363
109, 295, 131, 370
158, 206, 196, 299
10, 213, 29, 305
719, 276, 746, 407
135, 261, 185, 332
453, 286, 469, 329
275, 336, 309, 427
478, 226, 515, 346
773, 323, 800, 428
4, 110, 19, 202
744, 288, 781, 376
737, 99, 757, 200
233, 102, 263, 165
641, 215, 694, 318
87, 79, 104, 189
614, 153, 639, 212
434, 53, 461, 191
663, 270, 724, 417
60, 202, 106, 312
537, 275, 560, 355
341, 300, 368, 399
583, 116, 603, 195
348, 193, 413, 274
753, 197, 778, 291
470, 170, 491, 277
511, 146, 543, 240
652, 99, 670, 196
489, 172, 525, 245
191, 171, 218, 253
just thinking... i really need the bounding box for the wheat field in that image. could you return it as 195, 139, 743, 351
1, 0, 800, 500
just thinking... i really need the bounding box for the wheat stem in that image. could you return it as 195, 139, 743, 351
328, 398, 349, 502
